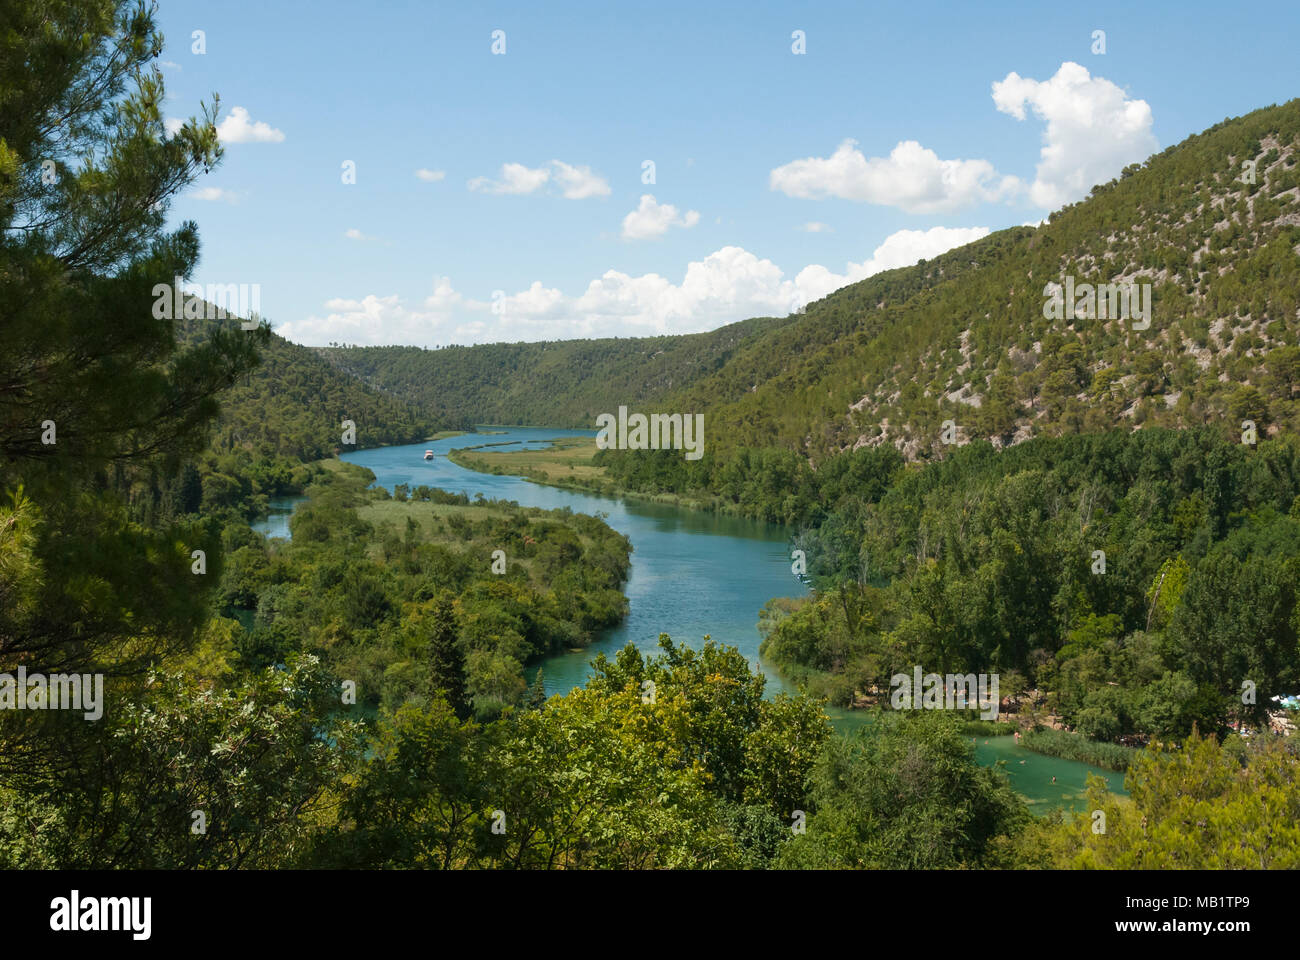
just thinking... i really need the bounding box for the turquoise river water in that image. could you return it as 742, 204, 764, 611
253, 427, 1127, 812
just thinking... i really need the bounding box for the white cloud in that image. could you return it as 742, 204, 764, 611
215, 106, 285, 144
469, 160, 609, 198
283, 226, 987, 346
493, 281, 567, 318
189, 186, 240, 203
792, 225, 990, 302
344, 228, 375, 241
621, 194, 701, 240
279, 277, 465, 346
415, 168, 446, 182
769, 62, 1155, 215
550, 160, 611, 199
770, 139, 1021, 214
159, 60, 182, 71
163, 117, 185, 137
799, 221, 832, 233
575, 246, 790, 330
992, 61, 1157, 208
469, 162, 550, 195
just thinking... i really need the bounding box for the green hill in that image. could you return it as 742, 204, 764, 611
317, 99, 1300, 469
669, 100, 1300, 463
179, 313, 460, 462
314, 315, 789, 428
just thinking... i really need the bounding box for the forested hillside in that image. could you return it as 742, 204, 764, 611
314, 315, 789, 427
760, 428, 1300, 739
116, 311, 463, 530
6, 0, 1299, 880
179, 313, 463, 462
669, 99, 1300, 462
318, 100, 1300, 475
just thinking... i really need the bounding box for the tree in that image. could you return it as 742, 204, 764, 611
1266, 345, 1300, 400
591, 635, 767, 804
1169, 528, 1299, 729
1, 0, 265, 473
0, 655, 361, 869
1227, 384, 1269, 427
0, 0, 265, 815
313, 698, 483, 869
527, 668, 547, 709
474, 685, 736, 869
742, 693, 831, 818
775, 710, 1029, 869
1133, 351, 1167, 396
1046, 732, 1300, 869
425, 593, 470, 720
0, 0, 266, 677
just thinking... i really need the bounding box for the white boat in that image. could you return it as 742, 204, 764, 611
423, 450, 434, 460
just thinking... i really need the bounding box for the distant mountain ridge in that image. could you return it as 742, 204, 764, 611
179, 314, 454, 461
316, 99, 1300, 465
314, 315, 788, 429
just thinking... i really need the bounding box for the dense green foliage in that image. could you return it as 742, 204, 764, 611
111, 314, 458, 530
1016, 731, 1300, 868
180, 315, 455, 464
209, 462, 632, 720
4, 0, 1298, 872
760, 427, 1300, 750
309, 635, 834, 869
776, 710, 1030, 868
117, 309, 461, 540
0, 655, 362, 868
593, 441, 902, 524
316, 316, 786, 428
0, 0, 261, 793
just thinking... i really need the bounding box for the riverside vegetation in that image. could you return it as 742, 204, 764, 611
210, 460, 633, 720
2, 0, 1299, 870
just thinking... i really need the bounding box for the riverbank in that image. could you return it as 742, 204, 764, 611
244, 455, 634, 720
263, 431, 1130, 813
446, 437, 727, 514
1018, 727, 1139, 772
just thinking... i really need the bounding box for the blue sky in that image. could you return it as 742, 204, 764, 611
157, 0, 1300, 346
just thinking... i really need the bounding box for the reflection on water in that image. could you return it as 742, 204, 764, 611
250, 495, 300, 540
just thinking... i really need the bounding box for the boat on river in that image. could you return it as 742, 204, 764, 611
423, 450, 434, 460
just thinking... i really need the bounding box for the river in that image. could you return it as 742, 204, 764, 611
253, 427, 1127, 811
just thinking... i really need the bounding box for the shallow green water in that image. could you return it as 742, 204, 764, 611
821, 707, 1127, 813
974, 733, 1128, 812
